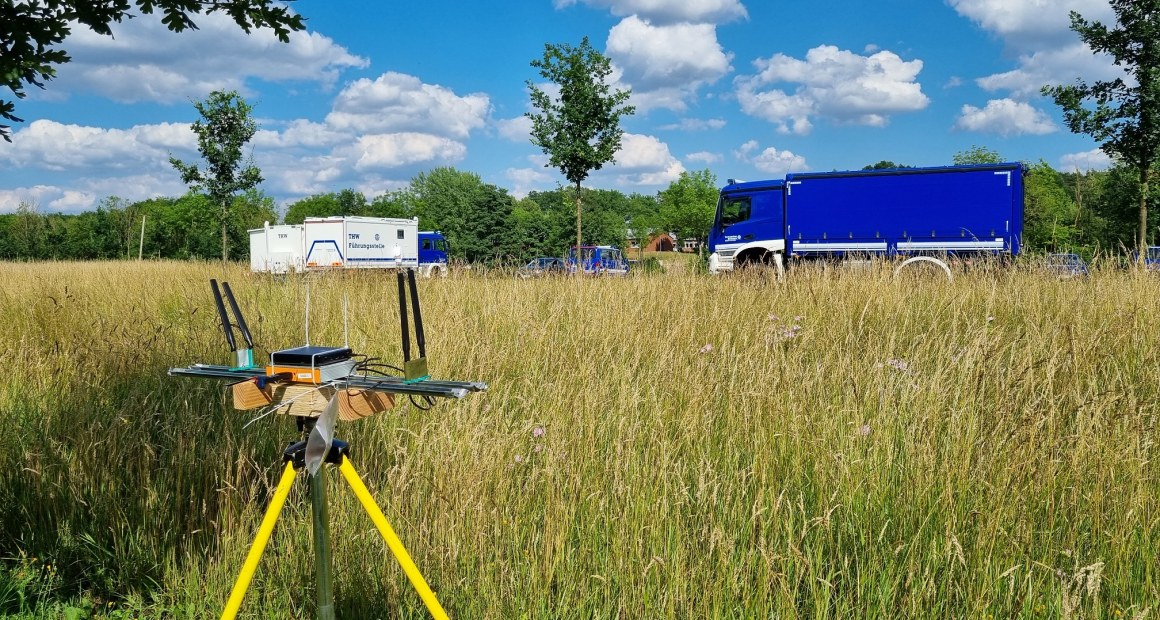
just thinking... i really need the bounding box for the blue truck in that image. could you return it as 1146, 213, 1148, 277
567, 245, 630, 276
419, 231, 449, 276
708, 163, 1025, 276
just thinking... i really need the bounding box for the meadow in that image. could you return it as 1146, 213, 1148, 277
0, 260, 1157, 619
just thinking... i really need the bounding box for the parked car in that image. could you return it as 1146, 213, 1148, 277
1130, 246, 1160, 271
1044, 253, 1090, 278
517, 257, 567, 278
567, 245, 629, 276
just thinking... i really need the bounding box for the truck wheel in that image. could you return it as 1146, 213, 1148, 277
894, 256, 953, 282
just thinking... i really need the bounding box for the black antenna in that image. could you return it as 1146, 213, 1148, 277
210, 279, 237, 352
221, 282, 254, 349
397, 271, 411, 362
406, 268, 426, 358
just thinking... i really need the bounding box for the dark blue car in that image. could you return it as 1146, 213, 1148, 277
1045, 253, 1089, 278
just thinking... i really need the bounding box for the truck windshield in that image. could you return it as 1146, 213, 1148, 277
719, 196, 752, 228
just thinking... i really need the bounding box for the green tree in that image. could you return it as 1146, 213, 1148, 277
658, 169, 718, 246
1042, 0, 1160, 256
1, 0, 303, 142
952, 145, 1004, 165
170, 90, 263, 262
862, 161, 913, 170
1023, 161, 1080, 252
409, 167, 520, 263
526, 37, 635, 262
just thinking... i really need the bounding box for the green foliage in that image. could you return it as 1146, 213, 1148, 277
1024, 161, 1081, 252
658, 169, 718, 244
169, 90, 263, 261
409, 167, 521, 263
1042, 0, 1160, 252
526, 38, 635, 187
862, 161, 914, 170
283, 189, 368, 224
952, 145, 1004, 165
526, 37, 635, 254
0, 0, 304, 141
0, 191, 275, 261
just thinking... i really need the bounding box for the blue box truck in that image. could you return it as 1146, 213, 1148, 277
708, 163, 1025, 276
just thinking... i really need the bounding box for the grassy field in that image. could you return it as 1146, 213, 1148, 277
0, 260, 1158, 619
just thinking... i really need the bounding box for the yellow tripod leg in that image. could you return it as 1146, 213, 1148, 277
221, 461, 298, 620
338, 456, 450, 620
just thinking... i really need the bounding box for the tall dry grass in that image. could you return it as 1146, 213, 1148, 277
0, 260, 1157, 619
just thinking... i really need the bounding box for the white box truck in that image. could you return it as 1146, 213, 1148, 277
303, 216, 420, 270
249, 222, 305, 274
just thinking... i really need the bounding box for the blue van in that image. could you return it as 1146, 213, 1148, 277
567, 245, 629, 276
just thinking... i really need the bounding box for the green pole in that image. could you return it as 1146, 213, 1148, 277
309, 467, 336, 620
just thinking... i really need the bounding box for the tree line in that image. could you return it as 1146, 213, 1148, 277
1, 153, 1156, 262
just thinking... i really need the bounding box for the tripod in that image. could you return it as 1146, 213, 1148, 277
220, 438, 450, 620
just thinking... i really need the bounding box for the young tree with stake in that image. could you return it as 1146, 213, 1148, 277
1042, 0, 1160, 258
170, 90, 263, 263
525, 37, 635, 267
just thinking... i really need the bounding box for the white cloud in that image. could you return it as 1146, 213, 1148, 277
735, 45, 929, 134
948, 0, 1120, 103
945, 76, 964, 89
505, 167, 553, 198
495, 116, 533, 142
686, 151, 724, 164
948, 0, 1112, 47
975, 44, 1122, 98
657, 118, 726, 131
0, 173, 188, 213
608, 133, 685, 185
342, 133, 467, 171
0, 119, 196, 171
1060, 148, 1113, 171
752, 148, 808, 174
554, 0, 747, 24
45, 11, 367, 103
864, 43, 879, 53
733, 141, 808, 175
606, 16, 733, 111
953, 99, 1058, 137
4, 70, 497, 205
326, 72, 490, 139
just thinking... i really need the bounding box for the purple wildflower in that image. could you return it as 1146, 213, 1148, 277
532, 426, 545, 438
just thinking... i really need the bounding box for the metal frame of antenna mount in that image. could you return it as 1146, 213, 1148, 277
169, 270, 483, 620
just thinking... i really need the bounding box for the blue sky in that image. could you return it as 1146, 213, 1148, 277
0, 0, 1124, 213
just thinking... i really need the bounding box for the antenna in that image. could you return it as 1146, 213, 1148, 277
407, 268, 426, 358
305, 285, 311, 346
343, 293, 349, 348
210, 279, 237, 352
397, 272, 410, 362
222, 282, 254, 350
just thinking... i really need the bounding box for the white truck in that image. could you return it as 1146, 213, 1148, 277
249, 223, 305, 274
250, 216, 447, 275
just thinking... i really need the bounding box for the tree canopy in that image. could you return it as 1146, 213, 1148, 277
526, 37, 635, 255
170, 90, 262, 262
1042, 0, 1160, 253
952, 145, 1005, 165
0, 0, 304, 142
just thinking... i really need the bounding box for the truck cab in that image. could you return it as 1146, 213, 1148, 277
418, 232, 449, 276
567, 245, 629, 276
708, 180, 786, 274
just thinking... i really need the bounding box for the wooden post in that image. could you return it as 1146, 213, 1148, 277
138, 215, 146, 261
